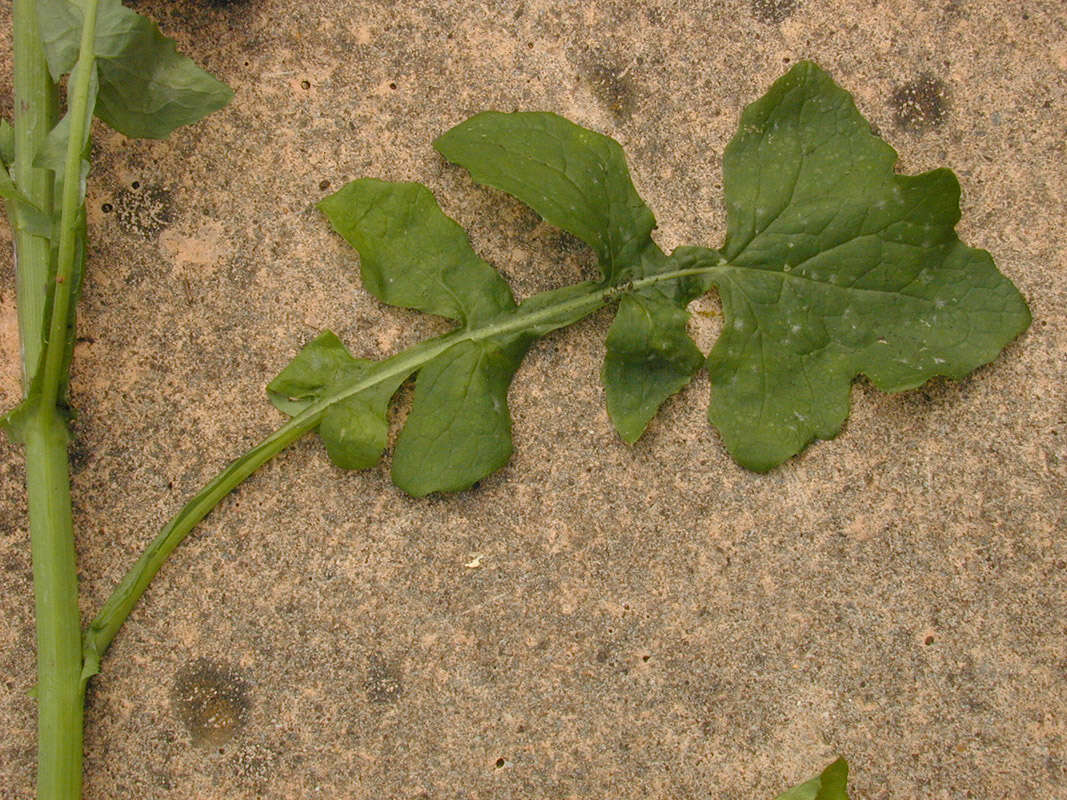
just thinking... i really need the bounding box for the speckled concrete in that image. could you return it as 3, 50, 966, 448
1, 1, 1064, 798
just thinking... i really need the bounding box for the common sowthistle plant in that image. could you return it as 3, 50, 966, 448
3, 2, 1029, 798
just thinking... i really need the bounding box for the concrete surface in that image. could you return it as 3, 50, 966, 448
1, 0, 1065, 797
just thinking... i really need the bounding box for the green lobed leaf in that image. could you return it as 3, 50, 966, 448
435, 111, 709, 443
434, 111, 655, 284
319, 179, 516, 326
704, 61, 1030, 471
267, 332, 409, 471
313, 179, 548, 493
303, 63, 1029, 493
37, 0, 232, 139
774, 758, 850, 800
603, 292, 705, 443
391, 337, 531, 496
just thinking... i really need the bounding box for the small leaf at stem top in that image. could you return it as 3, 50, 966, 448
37, 0, 232, 139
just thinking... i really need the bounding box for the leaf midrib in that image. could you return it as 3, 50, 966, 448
295, 234, 952, 434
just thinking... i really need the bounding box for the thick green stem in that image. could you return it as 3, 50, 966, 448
25, 411, 83, 800
13, 1, 98, 798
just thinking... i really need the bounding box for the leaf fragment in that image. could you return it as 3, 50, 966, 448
603, 292, 705, 443
35, 60, 98, 204
774, 757, 850, 800
267, 331, 364, 416
0, 165, 54, 238
0, 120, 14, 167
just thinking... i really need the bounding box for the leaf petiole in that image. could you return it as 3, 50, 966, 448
83, 251, 736, 661
82, 405, 321, 677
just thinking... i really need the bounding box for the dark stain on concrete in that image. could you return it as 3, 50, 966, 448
172, 658, 252, 747
363, 652, 402, 703
585, 62, 637, 120
891, 74, 950, 132
751, 0, 800, 24
114, 182, 173, 238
